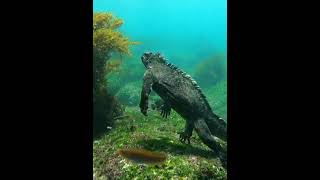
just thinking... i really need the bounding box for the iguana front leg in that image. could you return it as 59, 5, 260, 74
139, 70, 154, 116
178, 121, 194, 144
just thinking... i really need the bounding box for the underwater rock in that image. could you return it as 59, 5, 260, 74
115, 82, 141, 106
93, 89, 124, 138
204, 81, 227, 121
115, 81, 159, 107
193, 54, 227, 88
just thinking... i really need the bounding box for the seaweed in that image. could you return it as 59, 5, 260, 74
93, 12, 139, 138
193, 54, 227, 88
93, 107, 227, 179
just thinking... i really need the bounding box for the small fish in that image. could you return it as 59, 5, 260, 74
118, 148, 167, 165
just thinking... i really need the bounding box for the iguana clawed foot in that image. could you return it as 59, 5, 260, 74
140, 106, 148, 116
178, 131, 191, 144
160, 103, 171, 118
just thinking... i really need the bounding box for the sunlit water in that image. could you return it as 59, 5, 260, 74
94, 0, 226, 69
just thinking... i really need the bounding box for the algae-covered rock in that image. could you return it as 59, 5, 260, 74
115, 82, 141, 106
193, 54, 227, 88
115, 81, 160, 107
93, 107, 227, 180
203, 81, 227, 121
107, 58, 145, 95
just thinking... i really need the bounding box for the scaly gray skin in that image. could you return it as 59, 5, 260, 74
139, 52, 227, 162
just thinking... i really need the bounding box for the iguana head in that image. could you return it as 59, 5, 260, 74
141, 52, 166, 69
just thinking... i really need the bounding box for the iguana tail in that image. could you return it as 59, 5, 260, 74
206, 113, 227, 141
194, 118, 227, 167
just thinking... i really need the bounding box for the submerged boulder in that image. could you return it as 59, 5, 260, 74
203, 81, 227, 121
115, 82, 141, 106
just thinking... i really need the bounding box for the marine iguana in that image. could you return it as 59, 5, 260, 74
139, 52, 227, 160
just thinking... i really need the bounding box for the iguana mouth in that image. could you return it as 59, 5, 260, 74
141, 52, 153, 68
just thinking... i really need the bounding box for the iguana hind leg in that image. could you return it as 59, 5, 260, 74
206, 114, 227, 141
178, 120, 194, 144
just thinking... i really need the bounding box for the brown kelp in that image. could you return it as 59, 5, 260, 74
93, 12, 139, 137
118, 148, 167, 165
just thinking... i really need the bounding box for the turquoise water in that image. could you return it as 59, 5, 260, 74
93, 2, 228, 178
94, 0, 227, 120
93, 0, 227, 68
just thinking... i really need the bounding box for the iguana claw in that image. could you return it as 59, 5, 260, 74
178, 132, 191, 144
160, 103, 171, 118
